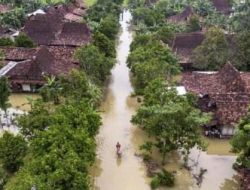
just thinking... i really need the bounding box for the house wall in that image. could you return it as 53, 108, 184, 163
221, 126, 235, 136
22, 84, 31, 92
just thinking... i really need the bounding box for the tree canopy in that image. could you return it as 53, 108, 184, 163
132, 78, 210, 164
192, 27, 229, 70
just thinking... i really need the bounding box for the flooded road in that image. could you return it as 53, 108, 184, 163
9, 93, 40, 111
93, 10, 239, 190
93, 10, 150, 190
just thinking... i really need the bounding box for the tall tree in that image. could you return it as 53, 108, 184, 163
0, 132, 27, 173
132, 78, 210, 164
231, 109, 250, 169
192, 27, 229, 70
0, 76, 10, 112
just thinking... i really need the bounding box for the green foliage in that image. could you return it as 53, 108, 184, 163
0, 38, 14, 46
11, 99, 101, 189
0, 76, 10, 112
128, 37, 180, 93
93, 31, 116, 57
98, 15, 120, 40
75, 44, 114, 84
151, 169, 175, 189
0, 167, 8, 190
86, 0, 121, 23
0, 8, 25, 29
132, 7, 164, 27
15, 33, 35, 48
154, 25, 174, 44
187, 15, 200, 32
233, 31, 250, 71
192, 27, 229, 70
60, 70, 102, 106
132, 78, 210, 163
231, 109, 250, 169
0, 132, 27, 173
39, 75, 62, 105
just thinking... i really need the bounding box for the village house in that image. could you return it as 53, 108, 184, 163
23, 2, 89, 46
0, 46, 77, 92
168, 6, 194, 23
170, 32, 205, 70
181, 63, 250, 136
170, 32, 235, 71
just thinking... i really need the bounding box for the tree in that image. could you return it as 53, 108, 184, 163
0, 132, 27, 173
233, 31, 250, 71
231, 108, 250, 169
127, 39, 180, 93
0, 77, 10, 112
15, 33, 35, 48
39, 75, 62, 105
187, 15, 200, 32
132, 78, 210, 164
75, 44, 114, 84
93, 31, 116, 57
192, 27, 229, 70
60, 70, 102, 107
0, 38, 14, 47
7, 100, 101, 190
0, 8, 25, 29
98, 15, 120, 40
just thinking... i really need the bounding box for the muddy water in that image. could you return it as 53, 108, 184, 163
9, 93, 40, 111
93, 10, 239, 190
93, 10, 150, 190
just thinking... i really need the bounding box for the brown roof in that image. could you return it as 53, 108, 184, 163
23, 13, 63, 45
171, 32, 205, 64
212, 0, 232, 14
182, 63, 250, 126
6, 46, 77, 83
171, 32, 235, 65
1, 47, 36, 61
168, 6, 194, 23
51, 22, 91, 46
1, 46, 78, 64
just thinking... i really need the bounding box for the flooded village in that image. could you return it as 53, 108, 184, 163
0, 0, 249, 190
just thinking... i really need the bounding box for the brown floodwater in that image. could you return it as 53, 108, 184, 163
9, 93, 40, 111
93, 10, 240, 190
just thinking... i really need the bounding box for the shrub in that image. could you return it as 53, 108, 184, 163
15, 33, 35, 48
0, 38, 14, 46
150, 169, 175, 189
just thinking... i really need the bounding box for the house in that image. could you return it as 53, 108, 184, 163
170, 32, 205, 70
181, 63, 250, 136
168, 6, 194, 23
51, 22, 91, 47
212, 0, 232, 15
23, 13, 63, 45
0, 46, 77, 92
170, 32, 235, 71
23, 11, 90, 46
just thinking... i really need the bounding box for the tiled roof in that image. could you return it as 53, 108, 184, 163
5, 46, 77, 83
181, 63, 250, 127
51, 22, 91, 46
212, 0, 232, 15
24, 3, 90, 46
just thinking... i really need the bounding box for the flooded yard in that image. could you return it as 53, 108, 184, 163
9, 93, 40, 111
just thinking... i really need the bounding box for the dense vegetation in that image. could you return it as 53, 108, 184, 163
231, 110, 250, 169
127, 0, 213, 188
